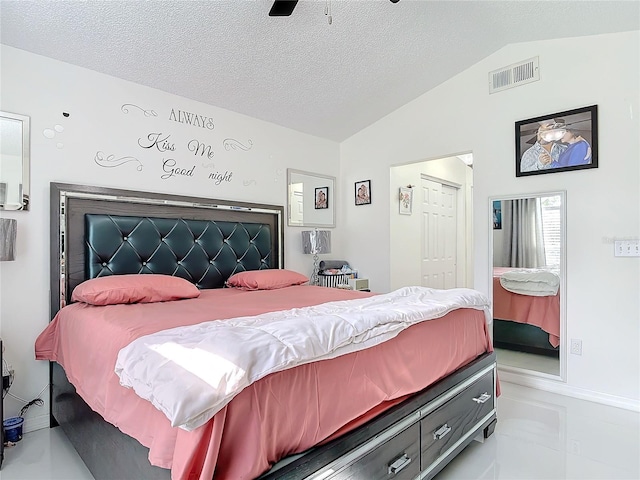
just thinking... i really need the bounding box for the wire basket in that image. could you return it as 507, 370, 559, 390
317, 273, 354, 288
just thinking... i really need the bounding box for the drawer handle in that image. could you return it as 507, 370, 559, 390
433, 423, 452, 440
388, 453, 411, 475
472, 392, 492, 404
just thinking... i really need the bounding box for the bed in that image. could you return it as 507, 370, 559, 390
39, 182, 497, 480
492, 267, 560, 356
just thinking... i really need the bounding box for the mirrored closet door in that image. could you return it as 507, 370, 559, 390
490, 191, 566, 380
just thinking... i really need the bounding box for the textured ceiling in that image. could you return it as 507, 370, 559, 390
1, 0, 638, 141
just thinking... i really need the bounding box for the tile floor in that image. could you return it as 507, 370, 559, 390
1, 381, 638, 480
495, 347, 560, 376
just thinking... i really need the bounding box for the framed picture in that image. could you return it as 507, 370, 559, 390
355, 180, 371, 205
399, 187, 413, 215
314, 186, 329, 209
492, 200, 502, 229
515, 105, 598, 177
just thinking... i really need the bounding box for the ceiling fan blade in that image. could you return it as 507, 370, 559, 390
269, 0, 298, 16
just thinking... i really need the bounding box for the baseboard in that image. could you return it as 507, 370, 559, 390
23, 413, 50, 433
498, 369, 640, 412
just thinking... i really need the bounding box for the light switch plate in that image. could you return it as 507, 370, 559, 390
614, 240, 640, 257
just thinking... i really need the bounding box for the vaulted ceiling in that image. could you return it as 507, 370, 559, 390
1, 0, 638, 141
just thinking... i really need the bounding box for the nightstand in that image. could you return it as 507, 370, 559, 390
348, 278, 370, 291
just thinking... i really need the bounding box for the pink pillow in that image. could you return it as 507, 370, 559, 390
226, 269, 309, 291
71, 274, 201, 305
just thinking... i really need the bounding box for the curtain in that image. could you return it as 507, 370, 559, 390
502, 198, 546, 268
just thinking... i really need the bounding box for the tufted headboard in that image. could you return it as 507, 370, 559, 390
84, 214, 273, 288
50, 183, 283, 318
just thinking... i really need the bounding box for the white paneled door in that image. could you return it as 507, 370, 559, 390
421, 177, 458, 289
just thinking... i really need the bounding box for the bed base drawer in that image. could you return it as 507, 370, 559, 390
260, 353, 497, 480
326, 423, 420, 480
419, 367, 495, 477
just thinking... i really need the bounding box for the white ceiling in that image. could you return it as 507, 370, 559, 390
1, 0, 638, 142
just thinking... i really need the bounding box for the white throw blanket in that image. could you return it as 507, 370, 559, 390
115, 286, 490, 431
499, 268, 560, 296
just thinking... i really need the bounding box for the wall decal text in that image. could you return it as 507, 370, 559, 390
138, 132, 176, 152
188, 139, 215, 159
121, 104, 158, 117
209, 171, 233, 185
223, 138, 253, 151
161, 159, 195, 180
95, 151, 143, 171
107, 103, 248, 183
169, 109, 215, 130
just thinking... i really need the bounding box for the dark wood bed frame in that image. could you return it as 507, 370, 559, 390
492, 271, 560, 358
49, 182, 497, 480
493, 319, 559, 357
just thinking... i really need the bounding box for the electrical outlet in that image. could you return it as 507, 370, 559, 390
569, 439, 581, 455
570, 338, 583, 355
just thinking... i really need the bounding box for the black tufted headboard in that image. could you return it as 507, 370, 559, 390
85, 214, 273, 288
50, 183, 283, 318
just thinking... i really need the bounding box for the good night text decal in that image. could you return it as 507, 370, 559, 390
96, 103, 254, 185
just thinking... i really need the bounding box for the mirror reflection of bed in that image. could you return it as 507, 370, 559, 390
491, 193, 564, 377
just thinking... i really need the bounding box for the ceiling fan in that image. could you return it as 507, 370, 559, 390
269, 0, 298, 16
268, 0, 399, 17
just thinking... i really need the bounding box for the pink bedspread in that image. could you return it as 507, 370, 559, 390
36, 285, 492, 480
493, 268, 560, 347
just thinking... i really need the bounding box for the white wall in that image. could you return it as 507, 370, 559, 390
341, 31, 639, 406
0, 46, 341, 428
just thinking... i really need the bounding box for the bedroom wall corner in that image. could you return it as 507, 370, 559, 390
339, 30, 640, 405
0, 45, 341, 428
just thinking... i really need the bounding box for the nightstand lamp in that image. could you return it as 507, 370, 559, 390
302, 229, 331, 286
0, 218, 17, 261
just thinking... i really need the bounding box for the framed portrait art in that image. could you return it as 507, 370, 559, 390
314, 186, 328, 209
515, 105, 598, 177
355, 180, 371, 206
399, 187, 413, 215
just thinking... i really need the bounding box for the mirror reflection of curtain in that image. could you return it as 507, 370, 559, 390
502, 198, 546, 267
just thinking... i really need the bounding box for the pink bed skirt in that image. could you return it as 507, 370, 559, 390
36, 285, 492, 479
492, 272, 560, 347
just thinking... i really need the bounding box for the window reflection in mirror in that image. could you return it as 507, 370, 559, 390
493, 195, 561, 269
0, 111, 30, 210
287, 169, 335, 227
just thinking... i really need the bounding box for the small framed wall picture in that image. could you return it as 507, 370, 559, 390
399, 187, 413, 215
355, 180, 371, 206
492, 200, 502, 229
314, 186, 328, 209
515, 105, 598, 177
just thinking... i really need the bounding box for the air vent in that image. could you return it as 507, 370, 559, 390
489, 57, 540, 94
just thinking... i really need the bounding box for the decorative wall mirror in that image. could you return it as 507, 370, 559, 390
490, 191, 566, 381
287, 169, 335, 228
0, 111, 30, 210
